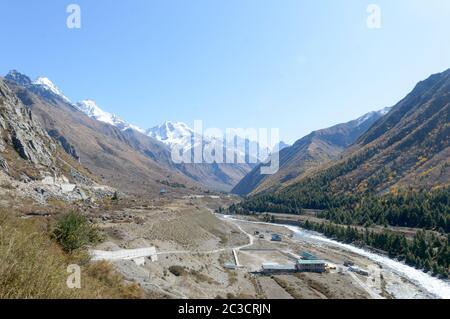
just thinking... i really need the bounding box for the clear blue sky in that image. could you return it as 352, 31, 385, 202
1, 0, 449, 143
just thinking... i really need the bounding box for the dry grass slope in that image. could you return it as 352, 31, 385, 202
0, 209, 144, 299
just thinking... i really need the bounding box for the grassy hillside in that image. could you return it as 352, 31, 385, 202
0, 209, 144, 299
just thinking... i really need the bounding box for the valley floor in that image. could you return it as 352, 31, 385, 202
3, 184, 448, 299
87, 195, 446, 299
221, 215, 449, 299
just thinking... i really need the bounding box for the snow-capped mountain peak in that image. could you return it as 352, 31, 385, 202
75, 99, 145, 133
32, 77, 71, 103
378, 106, 392, 116
148, 121, 277, 162
5, 70, 32, 86
161, 121, 195, 136
5, 70, 142, 135
76, 99, 113, 124
147, 121, 195, 148
356, 106, 392, 126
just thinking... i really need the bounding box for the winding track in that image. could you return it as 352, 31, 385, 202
221, 215, 450, 299
155, 214, 255, 256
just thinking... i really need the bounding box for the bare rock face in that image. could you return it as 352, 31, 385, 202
0, 77, 117, 204
48, 129, 80, 161
0, 155, 8, 172
0, 78, 55, 167
4, 70, 32, 87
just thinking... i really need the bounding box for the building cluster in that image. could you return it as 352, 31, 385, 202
261, 251, 327, 274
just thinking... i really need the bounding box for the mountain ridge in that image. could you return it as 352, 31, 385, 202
4, 71, 203, 196
237, 68, 450, 213
0, 76, 115, 204
4, 70, 258, 192
232, 106, 392, 195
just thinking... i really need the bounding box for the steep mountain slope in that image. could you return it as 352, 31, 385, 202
0, 77, 109, 203
75, 101, 256, 191
258, 68, 450, 204
75, 100, 256, 191
76, 99, 146, 133
6, 70, 71, 105
4, 72, 201, 196
233, 107, 390, 195
9, 68, 258, 192
5, 70, 257, 193
0, 77, 55, 169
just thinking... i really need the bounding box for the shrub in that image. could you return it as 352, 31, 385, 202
0, 210, 143, 299
168, 265, 186, 277
0, 210, 77, 298
53, 211, 103, 252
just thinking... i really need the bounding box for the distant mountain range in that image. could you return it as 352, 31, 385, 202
14, 72, 273, 166
147, 121, 196, 149
3, 68, 448, 199
236, 68, 450, 203
4, 71, 197, 196
75, 99, 146, 133
147, 121, 281, 162
324, 68, 450, 193
0, 76, 112, 204
3, 70, 269, 192
232, 107, 391, 195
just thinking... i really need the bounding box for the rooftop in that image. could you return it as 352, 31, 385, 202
262, 263, 296, 270
301, 252, 318, 260
297, 260, 326, 265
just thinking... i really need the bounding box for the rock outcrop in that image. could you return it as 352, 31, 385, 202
48, 129, 80, 161
5, 71, 202, 196
0, 78, 56, 167
0, 77, 115, 204
0, 155, 8, 172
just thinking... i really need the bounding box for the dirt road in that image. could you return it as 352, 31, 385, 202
91, 196, 447, 299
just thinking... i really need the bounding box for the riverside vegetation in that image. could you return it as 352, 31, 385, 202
227, 187, 450, 278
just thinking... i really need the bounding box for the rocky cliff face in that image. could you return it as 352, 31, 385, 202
47, 129, 80, 161
4, 72, 202, 196
0, 77, 116, 205
0, 78, 56, 168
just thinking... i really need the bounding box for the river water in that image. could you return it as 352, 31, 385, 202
223, 215, 450, 299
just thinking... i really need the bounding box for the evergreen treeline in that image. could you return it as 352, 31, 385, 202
228, 194, 304, 215
230, 187, 450, 234
300, 220, 449, 278
228, 187, 450, 277
318, 188, 450, 233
